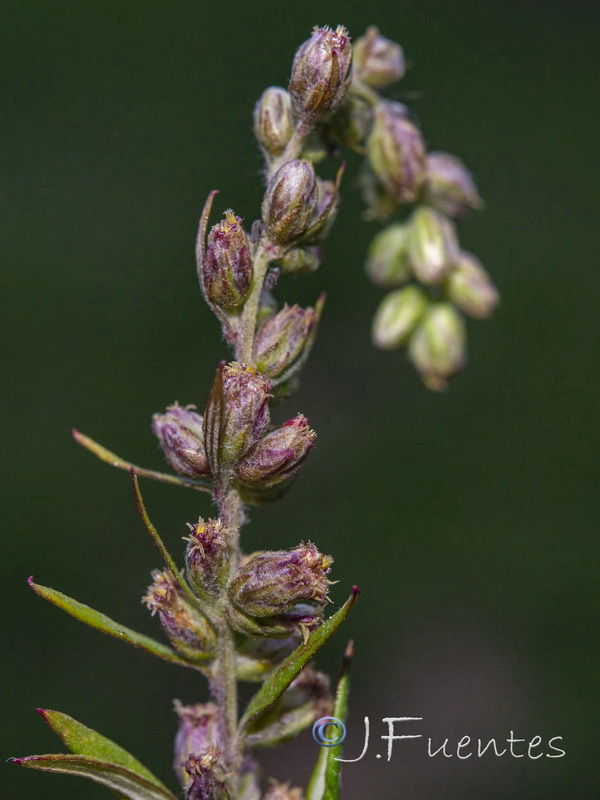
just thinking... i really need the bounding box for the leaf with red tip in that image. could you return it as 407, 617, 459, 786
239, 589, 359, 732
28, 578, 203, 669
12, 754, 178, 800
37, 708, 166, 789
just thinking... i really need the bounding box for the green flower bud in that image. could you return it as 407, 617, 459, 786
372, 286, 429, 350
365, 222, 412, 288
151, 404, 210, 479
407, 206, 459, 284
262, 160, 318, 245
173, 701, 219, 789
408, 303, 466, 390
278, 246, 323, 275
253, 304, 319, 380
143, 570, 215, 660
184, 518, 231, 602
288, 26, 353, 121
228, 543, 332, 620
246, 667, 332, 747
203, 211, 254, 311
253, 86, 295, 158
446, 251, 499, 319
424, 151, 482, 218
203, 362, 272, 476
367, 101, 426, 203
234, 415, 316, 489
181, 750, 230, 800
353, 26, 405, 88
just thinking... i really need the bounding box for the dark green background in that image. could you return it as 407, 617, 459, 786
2, 1, 598, 798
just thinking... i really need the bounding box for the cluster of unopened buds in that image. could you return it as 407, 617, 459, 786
17, 23, 497, 800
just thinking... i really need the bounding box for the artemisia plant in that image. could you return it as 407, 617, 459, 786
14, 23, 497, 800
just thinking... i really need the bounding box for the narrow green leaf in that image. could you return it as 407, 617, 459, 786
12, 754, 178, 800
72, 429, 211, 493
29, 578, 198, 669
129, 468, 204, 613
37, 708, 169, 791
240, 588, 359, 732
306, 641, 353, 800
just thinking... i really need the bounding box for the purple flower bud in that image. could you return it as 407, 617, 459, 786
246, 667, 333, 747
234, 415, 316, 490
203, 211, 254, 312
407, 206, 459, 284
254, 86, 295, 158
264, 781, 304, 800
203, 362, 272, 476
262, 160, 318, 245
228, 542, 333, 619
184, 518, 231, 601
152, 404, 210, 479
173, 701, 219, 789
367, 101, 426, 203
408, 302, 466, 391
143, 570, 215, 660
288, 25, 353, 121
278, 245, 323, 275
446, 251, 499, 319
181, 749, 229, 800
253, 304, 319, 380
353, 26, 406, 88
424, 152, 482, 218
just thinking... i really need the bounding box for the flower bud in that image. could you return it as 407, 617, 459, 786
372, 286, 429, 350
203, 362, 272, 475
253, 304, 319, 380
288, 26, 352, 121
234, 415, 316, 490
365, 222, 412, 288
407, 206, 459, 284
143, 570, 215, 660
203, 211, 254, 312
446, 251, 499, 319
323, 96, 371, 151
408, 303, 466, 390
353, 26, 405, 88
367, 101, 426, 203
262, 160, 318, 245
424, 152, 482, 218
181, 750, 229, 800
254, 86, 295, 158
278, 246, 323, 275
173, 702, 219, 789
152, 404, 210, 479
246, 667, 332, 747
184, 518, 231, 602
264, 782, 304, 800
228, 543, 332, 619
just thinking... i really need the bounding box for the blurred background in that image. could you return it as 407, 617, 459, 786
2, 1, 598, 798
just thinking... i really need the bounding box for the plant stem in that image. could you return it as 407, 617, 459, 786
210, 117, 314, 785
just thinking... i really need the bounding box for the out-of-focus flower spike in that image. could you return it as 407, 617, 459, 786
424, 152, 483, 218
372, 286, 429, 350
446, 251, 499, 318
407, 206, 460, 284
